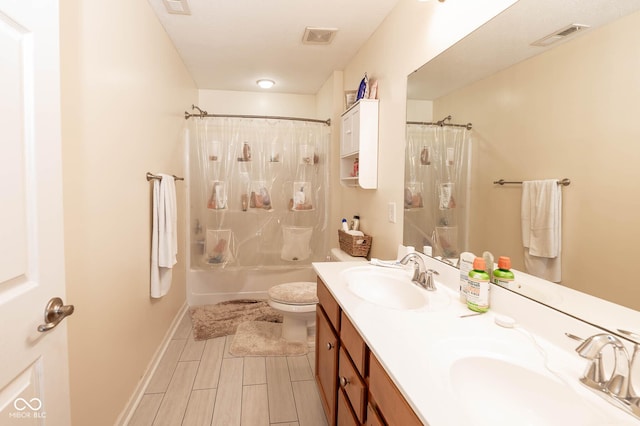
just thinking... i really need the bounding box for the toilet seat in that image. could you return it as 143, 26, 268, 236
268, 299, 316, 313
268, 281, 318, 306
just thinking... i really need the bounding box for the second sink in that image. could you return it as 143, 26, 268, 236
426, 336, 628, 425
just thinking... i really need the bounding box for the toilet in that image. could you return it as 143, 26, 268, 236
267, 248, 367, 343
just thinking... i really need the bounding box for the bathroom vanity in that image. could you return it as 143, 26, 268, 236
315, 276, 421, 425
313, 258, 640, 425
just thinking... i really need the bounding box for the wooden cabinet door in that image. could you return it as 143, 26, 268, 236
366, 404, 385, 426
337, 388, 360, 426
369, 353, 423, 426
341, 111, 354, 156
316, 307, 339, 425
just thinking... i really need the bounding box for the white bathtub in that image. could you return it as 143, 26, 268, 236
186, 265, 316, 306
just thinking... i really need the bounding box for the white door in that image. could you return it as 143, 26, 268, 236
0, 1, 72, 425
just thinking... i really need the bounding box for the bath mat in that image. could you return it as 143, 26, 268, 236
189, 299, 282, 341
229, 321, 308, 356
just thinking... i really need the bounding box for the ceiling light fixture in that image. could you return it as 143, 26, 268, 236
257, 79, 275, 89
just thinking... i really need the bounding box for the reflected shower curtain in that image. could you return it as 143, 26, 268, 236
404, 124, 472, 259
188, 117, 330, 269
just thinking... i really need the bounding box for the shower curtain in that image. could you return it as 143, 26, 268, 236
189, 116, 330, 269
404, 123, 472, 259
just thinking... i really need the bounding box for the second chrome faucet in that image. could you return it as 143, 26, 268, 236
575, 332, 639, 419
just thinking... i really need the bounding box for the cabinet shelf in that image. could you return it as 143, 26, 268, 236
340, 99, 378, 189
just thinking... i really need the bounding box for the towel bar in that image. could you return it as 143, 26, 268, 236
493, 178, 570, 186
146, 172, 184, 182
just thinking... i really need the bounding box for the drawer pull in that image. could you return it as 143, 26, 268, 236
326, 342, 334, 350
340, 376, 350, 387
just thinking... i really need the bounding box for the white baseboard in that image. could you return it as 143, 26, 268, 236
115, 303, 188, 425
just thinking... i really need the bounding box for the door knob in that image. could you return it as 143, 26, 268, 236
37, 297, 75, 332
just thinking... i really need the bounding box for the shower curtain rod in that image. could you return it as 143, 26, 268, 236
493, 178, 571, 186
407, 115, 472, 130
184, 105, 331, 126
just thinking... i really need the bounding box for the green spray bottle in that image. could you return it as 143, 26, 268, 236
467, 257, 490, 312
493, 256, 515, 289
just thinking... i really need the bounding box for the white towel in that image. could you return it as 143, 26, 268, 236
151, 174, 177, 298
521, 179, 562, 282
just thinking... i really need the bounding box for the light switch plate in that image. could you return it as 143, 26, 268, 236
388, 202, 396, 223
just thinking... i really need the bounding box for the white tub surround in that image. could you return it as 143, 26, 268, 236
313, 258, 639, 425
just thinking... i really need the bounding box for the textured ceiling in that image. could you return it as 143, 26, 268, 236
408, 0, 640, 100
147, 0, 401, 94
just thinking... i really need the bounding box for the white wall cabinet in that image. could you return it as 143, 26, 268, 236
340, 99, 378, 189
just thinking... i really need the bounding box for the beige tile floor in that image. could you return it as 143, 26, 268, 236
128, 313, 327, 426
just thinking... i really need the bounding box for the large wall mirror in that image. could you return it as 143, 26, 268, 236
406, 0, 640, 327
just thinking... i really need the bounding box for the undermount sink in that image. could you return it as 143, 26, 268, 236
340, 266, 449, 310
451, 357, 606, 425
428, 337, 619, 426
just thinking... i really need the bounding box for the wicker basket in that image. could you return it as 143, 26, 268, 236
338, 229, 372, 257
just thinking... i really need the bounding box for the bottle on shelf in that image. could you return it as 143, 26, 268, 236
350, 215, 360, 231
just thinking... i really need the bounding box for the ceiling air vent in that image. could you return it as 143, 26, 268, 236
302, 27, 338, 45
531, 24, 589, 47
163, 0, 191, 15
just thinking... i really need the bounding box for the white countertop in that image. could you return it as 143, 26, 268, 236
313, 259, 639, 426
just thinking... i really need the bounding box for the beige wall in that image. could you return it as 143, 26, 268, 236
433, 10, 640, 310
340, 0, 517, 259
60, 0, 197, 424
316, 72, 347, 250
199, 89, 317, 117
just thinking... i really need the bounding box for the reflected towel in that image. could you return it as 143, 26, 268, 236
521, 179, 561, 282
151, 174, 177, 298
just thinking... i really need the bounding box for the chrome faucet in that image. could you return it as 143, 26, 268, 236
618, 329, 640, 399
398, 253, 438, 291
576, 333, 631, 398
575, 333, 640, 419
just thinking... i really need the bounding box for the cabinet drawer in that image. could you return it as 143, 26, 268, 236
339, 347, 366, 423
317, 277, 340, 331
369, 353, 422, 426
340, 312, 367, 376
337, 388, 359, 426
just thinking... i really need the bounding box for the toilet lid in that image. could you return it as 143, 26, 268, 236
268, 281, 318, 305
